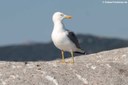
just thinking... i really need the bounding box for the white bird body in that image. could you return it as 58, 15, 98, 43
52, 26, 78, 52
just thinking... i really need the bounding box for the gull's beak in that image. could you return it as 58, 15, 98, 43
64, 15, 72, 19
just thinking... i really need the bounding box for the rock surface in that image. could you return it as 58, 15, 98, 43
0, 47, 128, 85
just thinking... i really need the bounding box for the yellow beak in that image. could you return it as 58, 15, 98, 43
65, 15, 72, 19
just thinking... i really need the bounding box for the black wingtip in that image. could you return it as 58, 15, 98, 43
74, 51, 86, 55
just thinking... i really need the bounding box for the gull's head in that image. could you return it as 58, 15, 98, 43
52, 12, 72, 22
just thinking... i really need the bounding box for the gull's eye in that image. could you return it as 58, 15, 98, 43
60, 14, 64, 17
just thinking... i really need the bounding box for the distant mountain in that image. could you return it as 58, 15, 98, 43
0, 34, 128, 61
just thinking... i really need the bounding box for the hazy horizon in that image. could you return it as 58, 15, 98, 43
0, 0, 128, 46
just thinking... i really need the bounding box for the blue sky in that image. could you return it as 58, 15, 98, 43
0, 0, 128, 46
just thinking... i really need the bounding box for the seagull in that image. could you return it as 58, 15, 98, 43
51, 12, 85, 63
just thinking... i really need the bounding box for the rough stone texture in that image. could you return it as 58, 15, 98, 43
0, 47, 128, 85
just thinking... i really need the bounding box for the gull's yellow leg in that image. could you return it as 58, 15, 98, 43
61, 50, 65, 63
70, 51, 74, 64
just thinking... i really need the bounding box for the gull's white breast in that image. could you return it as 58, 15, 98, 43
51, 31, 77, 52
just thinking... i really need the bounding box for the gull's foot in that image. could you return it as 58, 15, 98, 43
56, 60, 74, 64
61, 60, 66, 64
67, 61, 74, 64
56, 60, 66, 64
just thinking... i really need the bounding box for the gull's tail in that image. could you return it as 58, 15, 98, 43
74, 49, 86, 55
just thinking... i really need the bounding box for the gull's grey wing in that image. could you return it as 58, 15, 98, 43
66, 30, 81, 49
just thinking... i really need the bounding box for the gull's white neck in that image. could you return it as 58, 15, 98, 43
53, 20, 65, 32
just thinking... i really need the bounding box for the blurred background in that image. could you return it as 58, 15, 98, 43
0, 0, 128, 61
